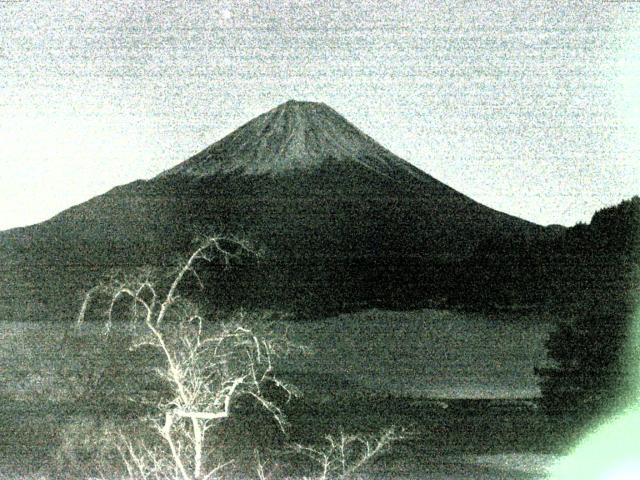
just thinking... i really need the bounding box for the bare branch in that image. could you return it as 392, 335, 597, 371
202, 459, 234, 480
292, 427, 405, 480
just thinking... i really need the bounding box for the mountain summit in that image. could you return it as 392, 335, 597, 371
161, 100, 422, 179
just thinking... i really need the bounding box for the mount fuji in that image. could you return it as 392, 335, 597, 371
0, 100, 544, 319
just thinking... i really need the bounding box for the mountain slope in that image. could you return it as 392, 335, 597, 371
0, 100, 544, 320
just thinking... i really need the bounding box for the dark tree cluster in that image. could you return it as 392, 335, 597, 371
537, 304, 634, 417
537, 196, 640, 419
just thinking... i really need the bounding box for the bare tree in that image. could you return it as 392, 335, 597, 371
253, 427, 404, 480
77, 236, 299, 480
76, 235, 404, 480
289, 428, 403, 480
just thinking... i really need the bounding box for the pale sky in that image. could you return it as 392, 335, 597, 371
1, 0, 639, 230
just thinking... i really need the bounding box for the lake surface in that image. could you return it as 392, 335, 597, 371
281, 309, 555, 399
0, 308, 555, 401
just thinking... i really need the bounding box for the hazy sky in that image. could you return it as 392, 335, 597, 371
1, 0, 639, 230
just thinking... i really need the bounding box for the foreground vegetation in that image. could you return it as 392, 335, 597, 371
0, 312, 572, 479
